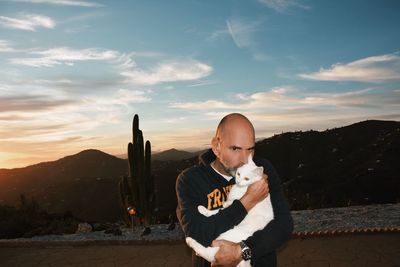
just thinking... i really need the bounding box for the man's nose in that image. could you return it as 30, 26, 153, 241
240, 150, 251, 164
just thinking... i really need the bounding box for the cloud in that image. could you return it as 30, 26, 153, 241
6, 0, 104, 7
0, 40, 16, 52
170, 87, 299, 111
0, 94, 75, 112
226, 17, 261, 49
0, 83, 152, 143
188, 80, 219, 87
299, 52, 400, 82
0, 14, 55, 31
170, 86, 400, 114
9, 47, 120, 67
7, 45, 211, 85
207, 28, 230, 42
225, 17, 272, 61
258, 0, 311, 13
170, 100, 238, 110
83, 89, 151, 109
119, 60, 213, 85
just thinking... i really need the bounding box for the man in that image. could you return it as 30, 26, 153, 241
176, 113, 293, 266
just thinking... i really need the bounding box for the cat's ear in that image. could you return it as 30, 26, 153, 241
247, 154, 254, 164
252, 166, 264, 177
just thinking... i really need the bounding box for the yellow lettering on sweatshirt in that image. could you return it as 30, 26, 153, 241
206, 185, 233, 210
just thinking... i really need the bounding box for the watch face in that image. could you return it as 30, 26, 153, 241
242, 248, 252, 261
240, 242, 252, 261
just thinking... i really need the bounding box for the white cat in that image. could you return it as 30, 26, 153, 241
186, 155, 274, 267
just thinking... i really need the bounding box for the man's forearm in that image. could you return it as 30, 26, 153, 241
178, 199, 248, 246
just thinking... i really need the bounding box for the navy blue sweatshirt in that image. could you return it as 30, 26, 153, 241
176, 149, 293, 267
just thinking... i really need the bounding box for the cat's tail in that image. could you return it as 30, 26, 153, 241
185, 237, 219, 263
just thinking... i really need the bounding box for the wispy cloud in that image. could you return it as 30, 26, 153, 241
226, 17, 261, 49
0, 14, 55, 31
7, 0, 104, 7
119, 60, 213, 85
225, 17, 271, 61
0, 87, 152, 146
258, 0, 311, 13
83, 89, 151, 109
299, 52, 400, 82
6, 44, 212, 86
9, 47, 120, 67
188, 80, 219, 87
170, 100, 238, 110
171, 86, 400, 113
0, 40, 16, 52
0, 94, 75, 112
207, 28, 230, 42
199, 88, 400, 140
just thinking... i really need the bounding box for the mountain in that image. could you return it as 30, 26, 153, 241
1, 120, 399, 223
0, 149, 128, 222
152, 148, 199, 162
255, 120, 400, 209
144, 119, 400, 215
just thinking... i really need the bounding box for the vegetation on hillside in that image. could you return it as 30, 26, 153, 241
0, 194, 79, 239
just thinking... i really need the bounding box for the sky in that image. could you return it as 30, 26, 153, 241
0, 0, 399, 169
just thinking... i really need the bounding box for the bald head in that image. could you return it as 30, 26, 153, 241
215, 113, 255, 139
211, 113, 256, 176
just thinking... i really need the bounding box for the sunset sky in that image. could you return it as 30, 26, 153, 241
0, 0, 399, 169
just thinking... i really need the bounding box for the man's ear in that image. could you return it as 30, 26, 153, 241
211, 137, 220, 157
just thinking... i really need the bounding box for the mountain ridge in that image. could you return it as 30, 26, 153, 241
0, 119, 399, 222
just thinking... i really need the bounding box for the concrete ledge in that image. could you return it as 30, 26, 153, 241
0, 238, 184, 248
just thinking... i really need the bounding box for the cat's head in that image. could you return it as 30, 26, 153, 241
235, 154, 264, 186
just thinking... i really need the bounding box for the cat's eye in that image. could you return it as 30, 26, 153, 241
245, 177, 249, 181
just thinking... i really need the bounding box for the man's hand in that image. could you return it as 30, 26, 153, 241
211, 240, 241, 267
240, 173, 269, 212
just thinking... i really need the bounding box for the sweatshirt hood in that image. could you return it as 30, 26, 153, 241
199, 149, 216, 167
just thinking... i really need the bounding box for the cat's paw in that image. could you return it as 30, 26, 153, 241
197, 205, 210, 216
186, 237, 194, 247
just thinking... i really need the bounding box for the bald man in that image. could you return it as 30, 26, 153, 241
176, 113, 293, 267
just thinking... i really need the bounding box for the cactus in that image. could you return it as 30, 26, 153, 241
119, 114, 155, 234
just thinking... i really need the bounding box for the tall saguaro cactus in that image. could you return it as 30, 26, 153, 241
119, 114, 155, 234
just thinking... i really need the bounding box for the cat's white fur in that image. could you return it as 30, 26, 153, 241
186, 155, 274, 267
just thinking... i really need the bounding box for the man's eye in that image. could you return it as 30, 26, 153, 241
232, 147, 239, 151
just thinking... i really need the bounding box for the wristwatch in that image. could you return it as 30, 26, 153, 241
239, 241, 252, 261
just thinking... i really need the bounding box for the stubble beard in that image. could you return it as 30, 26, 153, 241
220, 160, 237, 177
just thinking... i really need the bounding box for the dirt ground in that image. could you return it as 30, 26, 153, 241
0, 233, 399, 266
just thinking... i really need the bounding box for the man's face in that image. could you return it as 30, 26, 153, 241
215, 125, 255, 177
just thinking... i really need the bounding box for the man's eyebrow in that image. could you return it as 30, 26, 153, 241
228, 145, 255, 150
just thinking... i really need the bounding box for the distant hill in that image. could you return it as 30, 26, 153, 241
0, 120, 399, 223
152, 148, 199, 161
0, 149, 128, 222
115, 149, 201, 161
148, 120, 400, 215
256, 120, 400, 210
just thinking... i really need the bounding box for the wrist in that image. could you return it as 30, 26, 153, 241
239, 241, 252, 262
240, 195, 253, 212
235, 243, 242, 261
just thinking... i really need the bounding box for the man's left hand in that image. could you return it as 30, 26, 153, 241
211, 239, 242, 267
